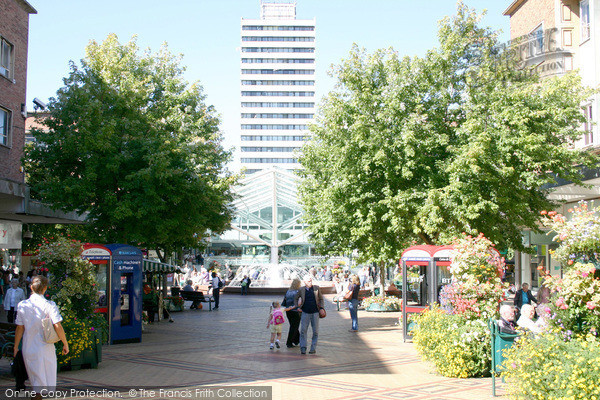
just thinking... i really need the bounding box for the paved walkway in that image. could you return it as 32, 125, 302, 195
0, 294, 507, 399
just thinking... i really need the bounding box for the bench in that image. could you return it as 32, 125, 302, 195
334, 289, 372, 311
489, 318, 519, 396
180, 290, 214, 311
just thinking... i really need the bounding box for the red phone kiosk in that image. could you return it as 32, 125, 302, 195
401, 245, 454, 342
81, 244, 111, 323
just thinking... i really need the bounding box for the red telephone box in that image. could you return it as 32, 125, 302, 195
81, 244, 111, 318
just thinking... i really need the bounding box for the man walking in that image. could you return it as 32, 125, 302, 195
514, 282, 537, 318
210, 272, 223, 309
4, 279, 25, 323
295, 277, 324, 355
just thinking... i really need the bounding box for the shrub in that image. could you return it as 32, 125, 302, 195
412, 307, 491, 378
438, 233, 507, 320
502, 332, 600, 400
543, 262, 600, 337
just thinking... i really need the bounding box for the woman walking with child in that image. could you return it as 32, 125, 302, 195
282, 278, 301, 348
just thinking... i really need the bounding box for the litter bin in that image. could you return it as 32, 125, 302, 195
489, 318, 519, 396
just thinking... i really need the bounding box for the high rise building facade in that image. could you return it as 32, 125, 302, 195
239, 0, 316, 175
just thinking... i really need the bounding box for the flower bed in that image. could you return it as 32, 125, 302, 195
412, 307, 491, 378
502, 332, 600, 399
361, 295, 402, 312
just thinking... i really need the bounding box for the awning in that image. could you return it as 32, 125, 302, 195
143, 260, 181, 274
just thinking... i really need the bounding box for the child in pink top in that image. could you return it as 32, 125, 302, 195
267, 301, 285, 349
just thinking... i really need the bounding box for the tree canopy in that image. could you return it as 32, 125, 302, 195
24, 34, 236, 259
299, 4, 597, 262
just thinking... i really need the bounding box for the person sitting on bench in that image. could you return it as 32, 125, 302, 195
183, 280, 200, 309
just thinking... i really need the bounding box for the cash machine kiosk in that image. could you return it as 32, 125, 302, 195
106, 244, 142, 344
400, 245, 454, 342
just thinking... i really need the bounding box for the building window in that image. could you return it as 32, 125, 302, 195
242, 36, 315, 42
241, 135, 306, 141
584, 104, 593, 145
0, 37, 13, 79
241, 157, 299, 164
531, 24, 544, 56
241, 91, 315, 97
241, 124, 307, 130
0, 107, 11, 147
581, 0, 591, 42
241, 146, 300, 152
242, 69, 314, 75
242, 26, 314, 31
242, 80, 315, 86
241, 113, 313, 119
242, 102, 314, 108
242, 58, 314, 64
241, 47, 315, 53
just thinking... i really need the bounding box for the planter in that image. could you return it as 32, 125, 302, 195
365, 303, 399, 312
59, 329, 102, 371
164, 299, 184, 312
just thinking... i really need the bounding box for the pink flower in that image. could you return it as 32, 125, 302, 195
556, 297, 568, 310
582, 271, 589, 278
587, 301, 595, 310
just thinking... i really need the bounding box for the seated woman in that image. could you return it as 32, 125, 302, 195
517, 304, 542, 333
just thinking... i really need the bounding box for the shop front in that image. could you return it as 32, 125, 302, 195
0, 220, 22, 272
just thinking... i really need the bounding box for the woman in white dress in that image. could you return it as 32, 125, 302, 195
13, 275, 69, 392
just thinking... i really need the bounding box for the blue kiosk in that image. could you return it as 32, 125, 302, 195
106, 244, 143, 344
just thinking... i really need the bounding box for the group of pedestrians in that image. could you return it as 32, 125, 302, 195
267, 274, 362, 354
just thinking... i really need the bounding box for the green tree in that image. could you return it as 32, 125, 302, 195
24, 35, 235, 260
300, 4, 596, 266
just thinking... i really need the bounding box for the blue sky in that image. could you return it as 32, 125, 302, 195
26, 1, 512, 169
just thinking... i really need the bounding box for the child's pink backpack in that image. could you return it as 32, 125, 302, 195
272, 309, 285, 325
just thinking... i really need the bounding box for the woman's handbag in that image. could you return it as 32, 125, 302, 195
318, 308, 326, 319
343, 290, 353, 301
42, 312, 60, 344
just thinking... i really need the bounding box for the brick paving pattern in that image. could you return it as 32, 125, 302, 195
0, 293, 507, 399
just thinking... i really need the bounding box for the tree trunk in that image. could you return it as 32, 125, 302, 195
418, 232, 435, 245
379, 260, 386, 297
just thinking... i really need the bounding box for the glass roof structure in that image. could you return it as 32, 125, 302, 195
215, 167, 311, 264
